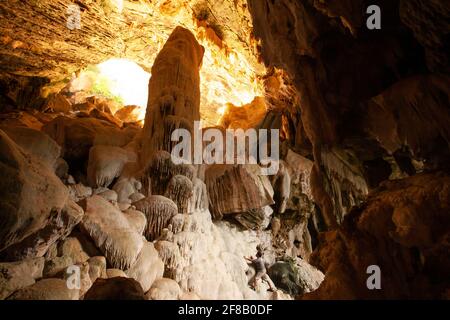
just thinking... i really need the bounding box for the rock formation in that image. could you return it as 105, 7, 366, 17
141, 26, 204, 164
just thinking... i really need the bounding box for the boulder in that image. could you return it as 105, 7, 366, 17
145, 278, 181, 300
87, 256, 107, 282
87, 145, 136, 188
0, 199, 83, 261
84, 277, 145, 300
125, 241, 164, 292
7, 278, 79, 300
42, 116, 138, 163
58, 237, 90, 265
89, 108, 123, 128
79, 195, 144, 269
106, 269, 128, 278
43, 255, 73, 278
0, 257, 45, 299
43, 94, 72, 113
268, 258, 324, 296
0, 125, 61, 168
123, 209, 147, 235
68, 183, 93, 201
205, 164, 274, 220
114, 105, 141, 123
0, 129, 69, 253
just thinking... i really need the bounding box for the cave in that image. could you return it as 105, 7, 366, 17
0, 0, 449, 302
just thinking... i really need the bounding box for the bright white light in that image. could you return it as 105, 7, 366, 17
97, 58, 150, 114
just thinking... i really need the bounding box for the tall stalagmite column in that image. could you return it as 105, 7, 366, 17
141, 26, 204, 166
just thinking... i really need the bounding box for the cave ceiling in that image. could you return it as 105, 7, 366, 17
0, 0, 267, 126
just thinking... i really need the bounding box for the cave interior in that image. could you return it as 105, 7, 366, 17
0, 0, 449, 300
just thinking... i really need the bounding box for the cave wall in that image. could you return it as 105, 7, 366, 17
248, 0, 450, 227
248, 0, 450, 299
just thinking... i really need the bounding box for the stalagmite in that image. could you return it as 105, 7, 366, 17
142, 150, 174, 195
164, 175, 194, 214
141, 26, 204, 165
134, 196, 178, 241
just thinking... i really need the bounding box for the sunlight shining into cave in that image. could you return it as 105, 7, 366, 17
96, 58, 151, 118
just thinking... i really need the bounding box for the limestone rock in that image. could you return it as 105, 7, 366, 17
125, 242, 164, 292
123, 209, 147, 235
80, 195, 144, 270
97, 189, 118, 203
43, 116, 137, 163
43, 255, 73, 278
146, 278, 181, 300
114, 105, 141, 123
68, 183, 93, 202
164, 175, 193, 214
141, 26, 204, 163
8, 278, 79, 300
84, 277, 145, 300
88, 256, 107, 282
43, 94, 71, 113
0, 129, 68, 253
58, 237, 90, 265
268, 257, 324, 296
0, 125, 61, 168
134, 196, 178, 241
107, 269, 128, 279
87, 145, 137, 188
0, 257, 45, 299
112, 176, 142, 204
89, 108, 123, 128
305, 172, 450, 299
205, 164, 274, 220
1, 199, 83, 261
